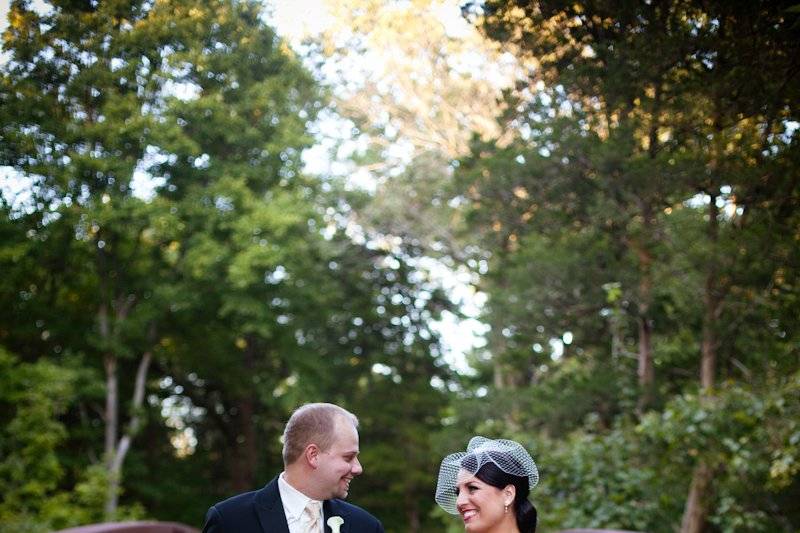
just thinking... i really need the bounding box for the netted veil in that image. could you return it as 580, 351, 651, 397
435, 436, 539, 514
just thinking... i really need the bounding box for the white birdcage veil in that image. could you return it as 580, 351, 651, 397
435, 436, 539, 514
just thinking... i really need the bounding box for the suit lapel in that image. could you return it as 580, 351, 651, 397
254, 477, 290, 533
323, 499, 350, 533
252, 479, 355, 533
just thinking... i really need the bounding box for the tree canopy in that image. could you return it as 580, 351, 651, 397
1, 0, 798, 532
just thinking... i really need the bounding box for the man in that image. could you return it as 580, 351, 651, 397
203, 403, 384, 533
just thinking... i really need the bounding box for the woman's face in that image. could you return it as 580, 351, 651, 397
454, 469, 515, 532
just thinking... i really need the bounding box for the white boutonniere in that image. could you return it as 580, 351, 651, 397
327, 515, 344, 533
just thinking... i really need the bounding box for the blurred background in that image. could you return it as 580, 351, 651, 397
1, 1, 798, 532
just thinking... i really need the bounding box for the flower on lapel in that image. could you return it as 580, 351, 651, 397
327, 515, 344, 533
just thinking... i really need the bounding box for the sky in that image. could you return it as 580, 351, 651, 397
267, 1, 492, 372
269, 0, 334, 42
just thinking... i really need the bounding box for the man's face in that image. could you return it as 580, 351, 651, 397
315, 416, 363, 499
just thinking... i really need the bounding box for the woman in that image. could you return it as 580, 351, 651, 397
435, 436, 539, 533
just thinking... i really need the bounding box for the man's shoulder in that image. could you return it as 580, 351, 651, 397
203, 478, 283, 533
211, 477, 279, 512
214, 488, 260, 508
330, 499, 381, 524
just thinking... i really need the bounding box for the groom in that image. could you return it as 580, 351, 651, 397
202, 402, 384, 533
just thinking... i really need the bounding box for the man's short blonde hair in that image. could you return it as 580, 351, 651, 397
282, 403, 359, 466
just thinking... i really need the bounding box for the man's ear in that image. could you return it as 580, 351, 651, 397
304, 443, 320, 468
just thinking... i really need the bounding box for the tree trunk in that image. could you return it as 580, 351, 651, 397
636, 311, 654, 412
103, 352, 119, 520
106, 350, 153, 518
636, 87, 661, 414
103, 355, 117, 463
100, 301, 119, 519
100, 304, 115, 458
230, 338, 258, 492
229, 394, 257, 492
680, 193, 721, 533
101, 298, 149, 520
681, 461, 714, 533
701, 194, 720, 392
406, 493, 420, 533
634, 225, 655, 414
493, 350, 505, 389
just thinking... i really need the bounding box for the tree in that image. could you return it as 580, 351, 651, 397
0, 0, 322, 517
1, 0, 174, 516
0, 347, 125, 532
298, 0, 524, 260
461, 1, 800, 530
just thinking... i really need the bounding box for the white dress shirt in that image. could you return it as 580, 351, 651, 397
278, 472, 324, 533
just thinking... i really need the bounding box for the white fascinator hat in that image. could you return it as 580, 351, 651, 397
435, 436, 539, 514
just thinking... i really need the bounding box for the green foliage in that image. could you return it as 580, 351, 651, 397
536, 424, 681, 533
0, 348, 143, 531
38, 465, 144, 532
0, 347, 76, 530
638, 376, 800, 532
507, 375, 800, 533
1, 0, 799, 531
2, 0, 452, 528
444, 1, 800, 531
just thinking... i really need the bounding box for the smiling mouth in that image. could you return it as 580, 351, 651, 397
461, 510, 477, 522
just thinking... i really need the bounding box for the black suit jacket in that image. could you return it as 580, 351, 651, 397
202, 476, 384, 533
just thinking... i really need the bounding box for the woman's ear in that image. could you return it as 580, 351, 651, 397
503, 484, 516, 507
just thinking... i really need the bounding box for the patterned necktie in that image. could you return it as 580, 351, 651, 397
302, 500, 321, 533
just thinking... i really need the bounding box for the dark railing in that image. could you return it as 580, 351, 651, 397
558, 529, 643, 533
54, 521, 199, 533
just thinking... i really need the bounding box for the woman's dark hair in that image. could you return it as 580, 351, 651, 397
464, 455, 537, 532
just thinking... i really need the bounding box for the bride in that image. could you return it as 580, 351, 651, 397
435, 436, 539, 533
